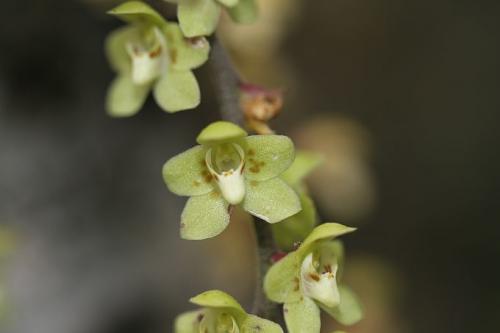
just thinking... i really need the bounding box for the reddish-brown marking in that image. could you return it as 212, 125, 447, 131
249, 166, 260, 173
149, 46, 162, 58
204, 174, 213, 183
193, 180, 201, 187
248, 149, 255, 156
169, 48, 177, 63
324, 264, 332, 273
309, 273, 320, 282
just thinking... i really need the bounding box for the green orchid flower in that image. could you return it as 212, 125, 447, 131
272, 151, 323, 251
164, 0, 258, 38
105, 1, 210, 117
264, 223, 363, 333
163, 121, 301, 240
175, 290, 283, 333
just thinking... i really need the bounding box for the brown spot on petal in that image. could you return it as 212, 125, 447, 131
250, 180, 258, 187
193, 180, 201, 187
210, 191, 220, 198
169, 48, 177, 64
248, 149, 255, 156
249, 166, 260, 173
204, 174, 213, 183
309, 273, 320, 282
149, 45, 162, 58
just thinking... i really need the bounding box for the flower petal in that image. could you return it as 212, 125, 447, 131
240, 314, 284, 333
297, 223, 356, 257
280, 151, 323, 186
108, 1, 167, 27
174, 309, 203, 333
164, 24, 211, 71
318, 285, 363, 326
153, 69, 200, 112
180, 193, 230, 240
196, 121, 247, 145
243, 178, 301, 223
190, 290, 246, 322
163, 145, 214, 196
300, 253, 340, 308
283, 297, 321, 333
178, 0, 221, 37
106, 75, 150, 117
105, 26, 137, 73
217, 0, 239, 7
272, 189, 317, 251
243, 135, 295, 181
263, 252, 302, 304
228, 0, 258, 24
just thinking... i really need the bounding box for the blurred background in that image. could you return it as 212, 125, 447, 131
1, 0, 499, 332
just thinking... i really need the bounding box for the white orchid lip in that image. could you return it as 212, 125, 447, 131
300, 252, 340, 308
205, 143, 246, 205
126, 27, 167, 85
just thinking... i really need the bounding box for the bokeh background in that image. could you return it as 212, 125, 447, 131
1, 0, 499, 332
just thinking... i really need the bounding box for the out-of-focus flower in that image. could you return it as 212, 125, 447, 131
164, 0, 258, 37
105, 1, 210, 116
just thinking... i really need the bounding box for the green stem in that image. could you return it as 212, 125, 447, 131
209, 38, 283, 322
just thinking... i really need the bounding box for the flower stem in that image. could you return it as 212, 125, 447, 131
209, 38, 283, 322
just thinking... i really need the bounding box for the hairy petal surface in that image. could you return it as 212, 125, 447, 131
180, 193, 229, 240
263, 252, 301, 304
163, 145, 214, 196
243, 135, 295, 181
283, 297, 321, 333
106, 75, 150, 117
243, 178, 301, 223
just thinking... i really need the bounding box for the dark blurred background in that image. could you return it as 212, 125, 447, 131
1, 0, 499, 332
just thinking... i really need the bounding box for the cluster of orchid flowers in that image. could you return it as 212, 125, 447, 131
105, 1, 362, 332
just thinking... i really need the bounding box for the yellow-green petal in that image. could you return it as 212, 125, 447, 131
319, 285, 363, 326
281, 151, 323, 186
106, 75, 150, 117
108, 1, 167, 27
228, 0, 258, 24
162, 145, 214, 196
283, 297, 321, 333
190, 290, 246, 322
174, 309, 203, 333
243, 135, 295, 182
196, 121, 247, 145
105, 26, 138, 73
180, 192, 230, 240
217, 0, 239, 7
272, 190, 317, 251
298, 223, 356, 257
263, 252, 301, 304
243, 178, 301, 223
240, 314, 284, 333
163, 24, 210, 71
153, 70, 200, 113
178, 0, 221, 37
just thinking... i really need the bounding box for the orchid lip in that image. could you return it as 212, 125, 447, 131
205, 143, 246, 205
300, 252, 341, 308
